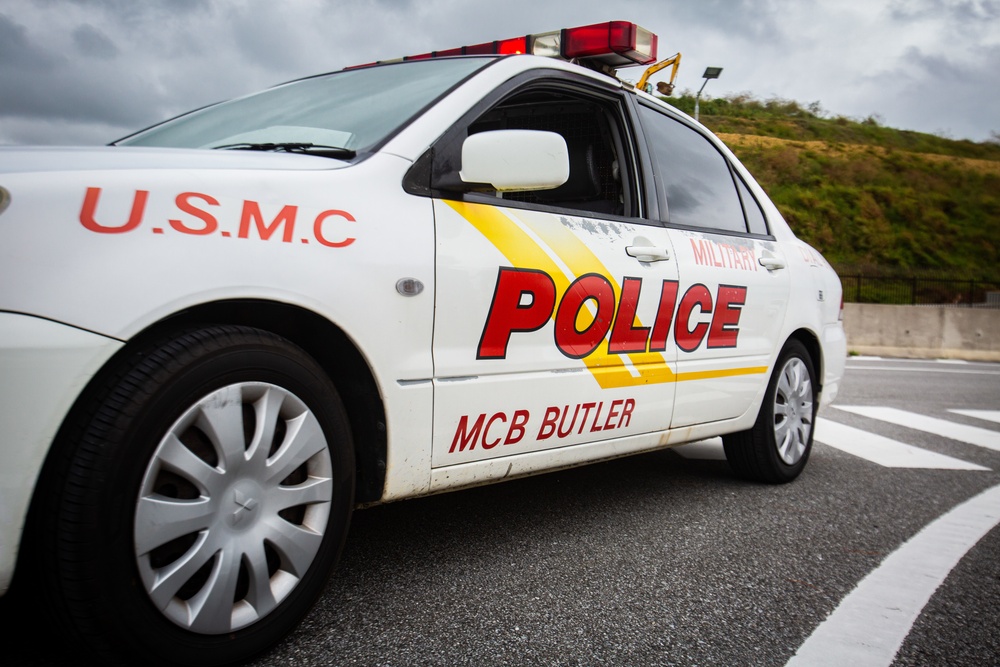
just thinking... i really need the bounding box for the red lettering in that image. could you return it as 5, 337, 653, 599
577, 402, 597, 434
557, 404, 581, 438
450, 414, 486, 453
589, 402, 605, 432
691, 238, 710, 266
478, 268, 556, 359
482, 413, 506, 449
79, 187, 148, 233
238, 201, 296, 242
169, 192, 219, 235
602, 399, 623, 430
537, 406, 560, 440
608, 277, 649, 354
480, 267, 748, 358
708, 241, 721, 266
313, 209, 356, 247
649, 280, 679, 352
505, 410, 530, 445
675, 284, 712, 353
708, 285, 746, 348
619, 398, 635, 428
554, 274, 615, 358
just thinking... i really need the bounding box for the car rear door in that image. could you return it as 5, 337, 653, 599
632, 99, 792, 428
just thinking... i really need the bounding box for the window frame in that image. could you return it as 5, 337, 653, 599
629, 96, 774, 239
405, 69, 657, 226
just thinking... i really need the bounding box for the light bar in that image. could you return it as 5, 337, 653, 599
561, 21, 657, 66
351, 21, 658, 70
404, 36, 529, 61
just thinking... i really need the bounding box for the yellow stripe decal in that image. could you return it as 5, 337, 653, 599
677, 366, 769, 382
445, 200, 767, 387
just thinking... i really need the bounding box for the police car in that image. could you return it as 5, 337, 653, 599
0, 21, 846, 666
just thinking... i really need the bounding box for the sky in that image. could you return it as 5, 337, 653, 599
1, 0, 998, 146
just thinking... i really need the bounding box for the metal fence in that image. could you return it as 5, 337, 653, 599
836, 269, 1000, 308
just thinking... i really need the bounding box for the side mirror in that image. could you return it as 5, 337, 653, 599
459, 130, 569, 192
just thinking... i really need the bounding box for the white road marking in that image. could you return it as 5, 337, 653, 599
815, 419, 988, 470
950, 409, 1000, 425
672, 437, 727, 460
836, 406, 1000, 452
786, 483, 1000, 667
673, 425, 988, 470
843, 366, 1000, 376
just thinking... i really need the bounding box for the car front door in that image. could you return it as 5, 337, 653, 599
428, 76, 680, 469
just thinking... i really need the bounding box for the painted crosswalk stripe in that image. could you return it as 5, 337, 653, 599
673, 427, 988, 471
835, 406, 1000, 452
950, 409, 1000, 425
815, 419, 988, 470
786, 483, 1000, 667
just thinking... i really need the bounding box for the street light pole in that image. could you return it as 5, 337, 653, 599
695, 66, 723, 122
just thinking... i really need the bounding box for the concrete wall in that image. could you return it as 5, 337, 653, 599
843, 303, 1000, 361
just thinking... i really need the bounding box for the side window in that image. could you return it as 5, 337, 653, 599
637, 104, 747, 234
736, 175, 769, 235
467, 89, 632, 218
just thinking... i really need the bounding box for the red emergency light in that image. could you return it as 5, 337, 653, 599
561, 21, 658, 66
404, 36, 529, 60
353, 21, 658, 71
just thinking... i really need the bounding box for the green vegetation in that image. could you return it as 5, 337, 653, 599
663, 94, 1000, 278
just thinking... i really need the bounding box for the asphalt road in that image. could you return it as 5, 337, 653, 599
4, 357, 999, 666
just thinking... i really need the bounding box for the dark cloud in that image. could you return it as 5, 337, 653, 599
0, 13, 59, 70
0, 13, 163, 127
667, 0, 788, 44
890, 0, 999, 22
35, 0, 210, 22
870, 42, 1000, 139
72, 24, 118, 59
0, 0, 996, 144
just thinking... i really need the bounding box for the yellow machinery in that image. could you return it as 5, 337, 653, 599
637, 52, 682, 95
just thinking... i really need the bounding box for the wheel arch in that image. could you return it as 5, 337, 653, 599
151, 299, 387, 505
35, 299, 388, 512
787, 327, 823, 396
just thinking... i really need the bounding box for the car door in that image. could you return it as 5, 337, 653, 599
428, 76, 680, 468
633, 100, 792, 428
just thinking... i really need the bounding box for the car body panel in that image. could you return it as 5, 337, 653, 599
0, 313, 122, 593
0, 54, 846, 599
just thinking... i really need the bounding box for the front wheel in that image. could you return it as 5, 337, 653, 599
723, 339, 817, 483
39, 326, 355, 666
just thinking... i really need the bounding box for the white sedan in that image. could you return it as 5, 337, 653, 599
0, 21, 845, 666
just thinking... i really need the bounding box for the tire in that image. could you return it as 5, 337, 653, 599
723, 339, 817, 483
39, 326, 355, 666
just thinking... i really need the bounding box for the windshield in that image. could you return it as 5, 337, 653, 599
116, 58, 493, 154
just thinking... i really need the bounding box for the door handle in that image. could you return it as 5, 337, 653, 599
758, 256, 787, 271
626, 245, 671, 262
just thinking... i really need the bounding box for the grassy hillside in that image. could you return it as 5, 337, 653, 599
665, 94, 1000, 277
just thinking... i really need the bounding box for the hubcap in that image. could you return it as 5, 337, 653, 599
134, 382, 333, 634
772, 357, 814, 465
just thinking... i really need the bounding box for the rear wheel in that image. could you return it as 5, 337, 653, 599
39, 326, 354, 666
723, 339, 817, 483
